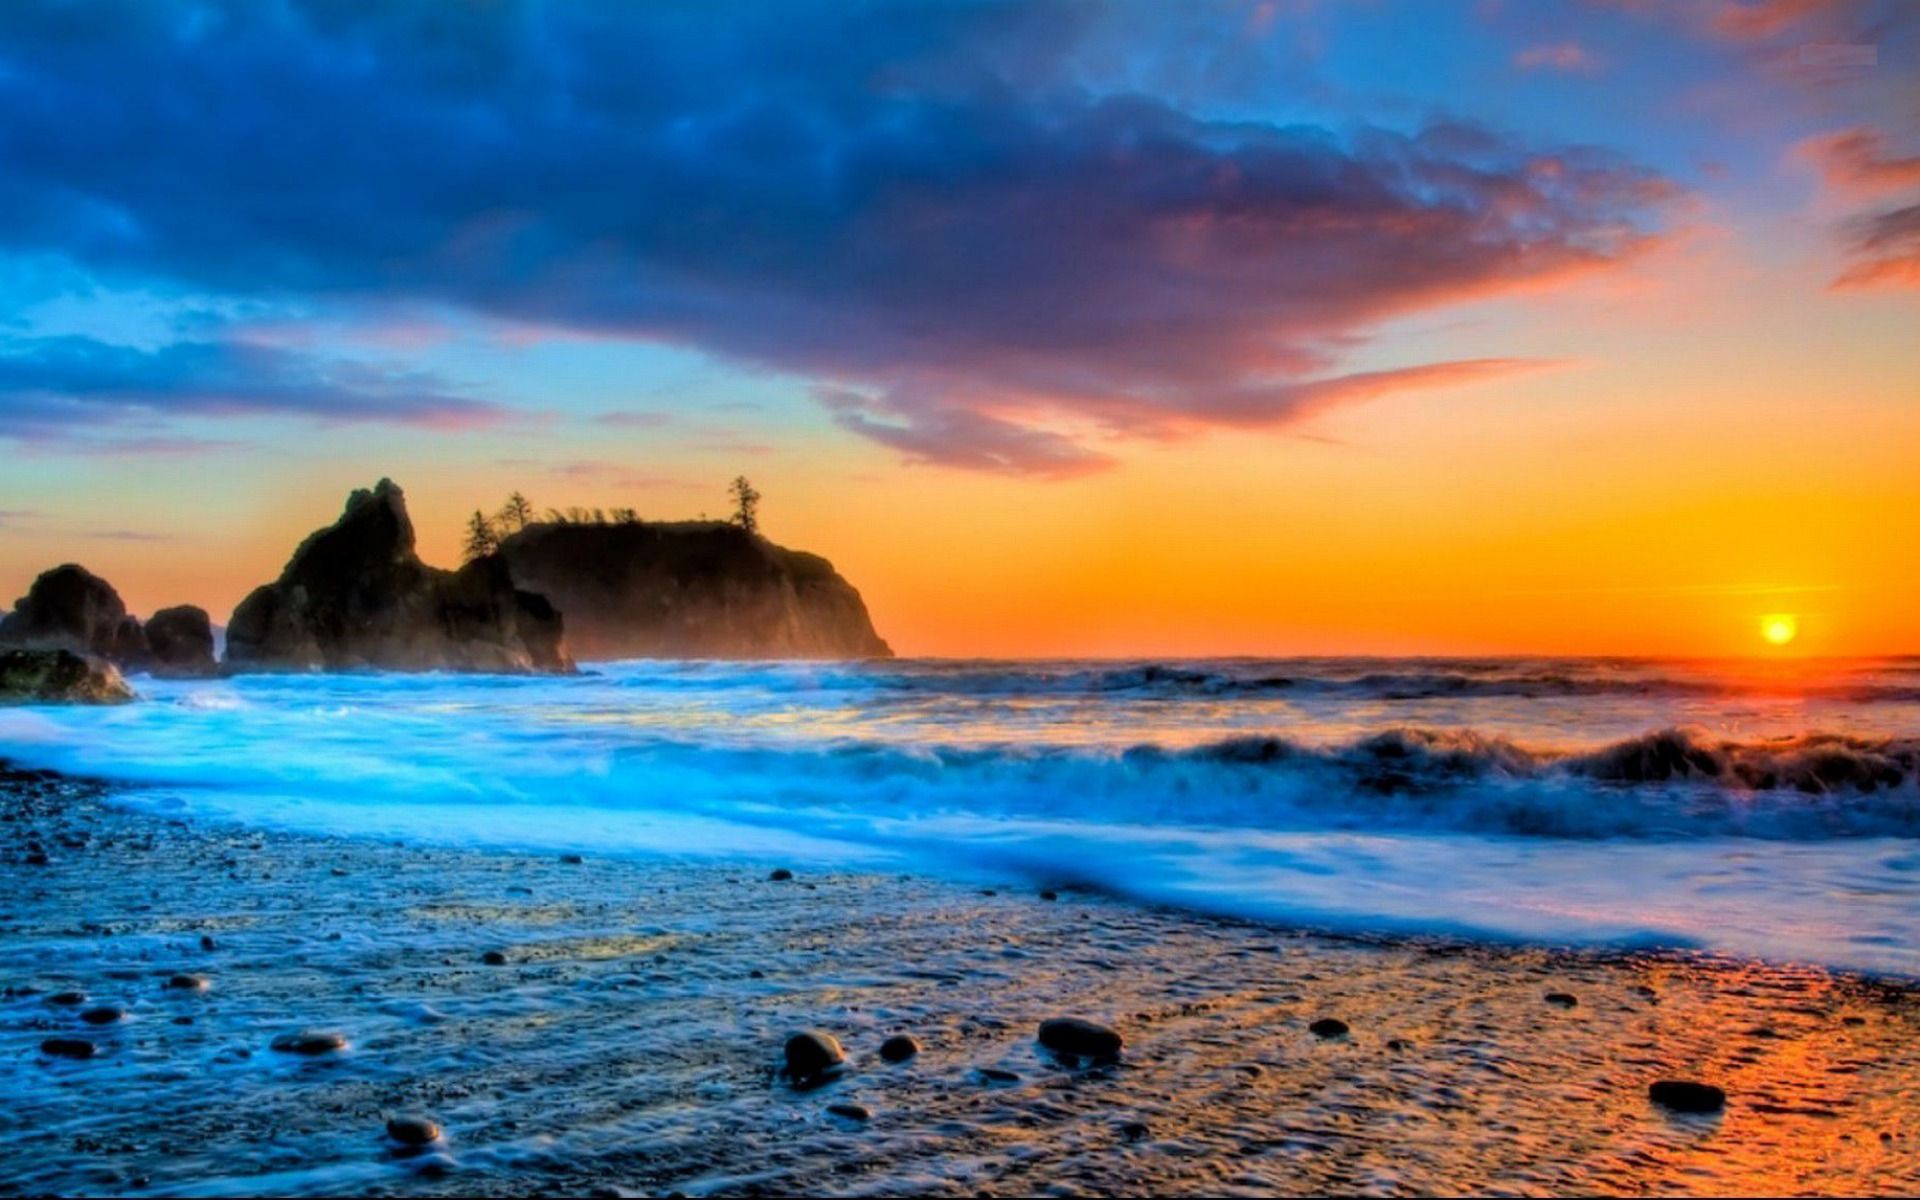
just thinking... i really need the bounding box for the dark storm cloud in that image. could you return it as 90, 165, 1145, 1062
0, 1, 1675, 470
0, 335, 499, 441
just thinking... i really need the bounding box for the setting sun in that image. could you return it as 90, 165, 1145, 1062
1762, 613, 1800, 646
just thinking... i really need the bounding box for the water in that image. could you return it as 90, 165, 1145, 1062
3, 656, 1919, 974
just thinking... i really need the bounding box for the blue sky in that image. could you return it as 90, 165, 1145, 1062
2, 1, 1916, 653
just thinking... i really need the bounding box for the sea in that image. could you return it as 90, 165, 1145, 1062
3, 655, 1918, 975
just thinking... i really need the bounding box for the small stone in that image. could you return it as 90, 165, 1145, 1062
560, 853, 584, 864
1309, 1018, 1350, 1038
46, 990, 87, 1007
1545, 992, 1578, 1008
80, 1005, 126, 1025
386, 1115, 443, 1146
1038, 889, 1058, 901
826, 1102, 871, 1121
768, 868, 794, 882
166, 974, 211, 992
270, 1029, 349, 1056
1119, 1120, 1150, 1142
1386, 1038, 1411, 1051
1037, 1017, 1123, 1061
199, 935, 217, 951
40, 1037, 96, 1060
879, 1034, 921, 1063
1649, 1080, 1726, 1114
783, 1030, 846, 1082
480, 950, 509, 966
978, 1066, 1021, 1084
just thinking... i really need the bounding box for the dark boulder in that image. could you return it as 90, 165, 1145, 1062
0, 564, 148, 665
496, 520, 890, 661
878, 1034, 921, 1063
1308, 1018, 1350, 1038
145, 606, 217, 677
1037, 1017, 1123, 1061
40, 1037, 97, 1060
1649, 1080, 1726, 1114
386, 1115, 443, 1146
226, 479, 572, 674
270, 1029, 350, 1056
783, 1030, 847, 1083
0, 649, 134, 704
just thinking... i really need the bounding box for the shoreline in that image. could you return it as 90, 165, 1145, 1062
4, 764, 1919, 1196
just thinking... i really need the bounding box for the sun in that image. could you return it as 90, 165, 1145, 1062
1760, 613, 1798, 647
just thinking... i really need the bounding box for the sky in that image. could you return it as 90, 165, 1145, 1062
1, 0, 1916, 658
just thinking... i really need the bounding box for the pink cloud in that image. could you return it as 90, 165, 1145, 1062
1513, 42, 1601, 73
1798, 128, 1920, 196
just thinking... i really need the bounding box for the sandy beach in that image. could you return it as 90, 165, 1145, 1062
4, 762, 1917, 1198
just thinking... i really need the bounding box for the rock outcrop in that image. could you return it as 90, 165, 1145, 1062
0, 564, 148, 665
0, 648, 135, 703
144, 605, 218, 677
496, 521, 890, 660
226, 479, 572, 674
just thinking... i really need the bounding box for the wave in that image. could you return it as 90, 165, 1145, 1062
610, 658, 1920, 704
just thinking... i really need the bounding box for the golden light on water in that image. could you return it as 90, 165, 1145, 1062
1761, 613, 1799, 646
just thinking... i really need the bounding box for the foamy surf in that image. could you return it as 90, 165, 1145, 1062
2, 657, 1917, 974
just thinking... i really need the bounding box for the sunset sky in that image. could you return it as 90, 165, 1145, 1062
1, 0, 1916, 657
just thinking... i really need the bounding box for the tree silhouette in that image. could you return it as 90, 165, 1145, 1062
729, 476, 761, 534
462, 510, 500, 562
495, 491, 534, 533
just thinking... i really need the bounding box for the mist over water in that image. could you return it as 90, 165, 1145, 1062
3, 656, 1919, 974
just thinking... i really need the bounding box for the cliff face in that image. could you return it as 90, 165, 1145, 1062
496, 521, 891, 661
226, 479, 572, 674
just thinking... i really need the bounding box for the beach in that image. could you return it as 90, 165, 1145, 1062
5, 760, 1918, 1197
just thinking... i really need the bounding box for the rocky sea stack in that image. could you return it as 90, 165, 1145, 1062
0, 564, 148, 666
497, 520, 890, 660
226, 479, 572, 674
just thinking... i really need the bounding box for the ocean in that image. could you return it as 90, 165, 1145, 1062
3, 656, 1918, 975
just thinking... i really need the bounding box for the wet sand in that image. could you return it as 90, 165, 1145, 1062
3, 763, 1918, 1197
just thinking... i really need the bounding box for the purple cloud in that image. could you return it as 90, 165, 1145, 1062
0, 3, 1677, 473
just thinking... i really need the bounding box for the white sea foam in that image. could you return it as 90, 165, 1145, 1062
3, 658, 1919, 974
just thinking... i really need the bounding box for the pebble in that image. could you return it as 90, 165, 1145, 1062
46, 990, 87, 1007
1649, 1080, 1727, 1114
768, 868, 794, 882
40, 1037, 97, 1059
783, 1030, 847, 1083
386, 1115, 443, 1146
1309, 1018, 1350, 1038
978, 1066, 1021, 1084
826, 1102, 871, 1121
879, 1034, 921, 1063
560, 853, 584, 864
270, 1029, 349, 1056
166, 973, 211, 992
1038, 890, 1058, 901
199, 935, 217, 951
480, 950, 509, 966
1545, 992, 1579, 1008
80, 1005, 126, 1025
1037, 1017, 1123, 1061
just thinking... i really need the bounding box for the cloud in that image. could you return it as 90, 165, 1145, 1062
1799, 128, 1920, 195
1513, 42, 1600, 73
0, 334, 500, 441
1830, 202, 1920, 288
0, 3, 1676, 473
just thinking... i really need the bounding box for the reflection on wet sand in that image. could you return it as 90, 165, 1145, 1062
3, 769, 1915, 1197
